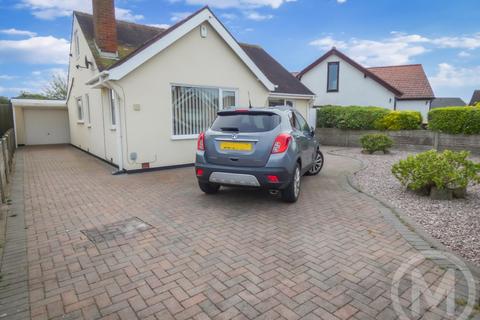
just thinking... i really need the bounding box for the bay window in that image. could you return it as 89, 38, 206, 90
172, 85, 238, 137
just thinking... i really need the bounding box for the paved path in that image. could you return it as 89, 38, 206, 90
0, 145, 477, 319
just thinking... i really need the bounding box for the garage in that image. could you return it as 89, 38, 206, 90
11, 99, 70, 146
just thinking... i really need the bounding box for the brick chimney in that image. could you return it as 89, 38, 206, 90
92, 0, 118, 56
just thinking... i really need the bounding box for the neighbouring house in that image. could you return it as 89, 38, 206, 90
296, 48, 435, 122
469, 90, 480, 106
431, 97, 466, 108
67, 0, 314, 172
11, 99, 69, 146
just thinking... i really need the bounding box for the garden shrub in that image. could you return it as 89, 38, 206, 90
374, 111, 422, 130
391, 150, 480, 195
428, 107, 480, 134
360, 134, 393, 154
317, 106, 390, 130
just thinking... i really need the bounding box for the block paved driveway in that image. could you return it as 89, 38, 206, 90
0, 145, 474, 320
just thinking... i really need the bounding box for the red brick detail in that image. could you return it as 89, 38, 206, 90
92, 0, 118, 54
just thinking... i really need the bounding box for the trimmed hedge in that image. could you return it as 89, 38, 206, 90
316, 106, 422, 131
428, 106, 480, 135
317, 106, 390, 130
374, 111, 422, 130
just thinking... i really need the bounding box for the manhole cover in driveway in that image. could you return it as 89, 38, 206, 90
81, 217, 153, 244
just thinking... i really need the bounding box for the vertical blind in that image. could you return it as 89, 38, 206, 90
172, 86, 222, 136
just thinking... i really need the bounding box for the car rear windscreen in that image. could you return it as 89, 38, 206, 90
211, 113, 281, 133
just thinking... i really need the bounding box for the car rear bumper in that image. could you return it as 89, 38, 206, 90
195, 163, 291, 189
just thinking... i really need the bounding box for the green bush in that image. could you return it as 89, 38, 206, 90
360, 134, 393, 154
391, 150, 480, 194
428, 107, 480, 134
317, 106, 390, 130
374, 111, 422, 130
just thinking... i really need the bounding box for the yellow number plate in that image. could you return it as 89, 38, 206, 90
220, 141, 253, 151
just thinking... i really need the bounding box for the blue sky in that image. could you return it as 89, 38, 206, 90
0, 0, 479, 102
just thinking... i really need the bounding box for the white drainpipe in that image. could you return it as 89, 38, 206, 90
104, 82, 125, 173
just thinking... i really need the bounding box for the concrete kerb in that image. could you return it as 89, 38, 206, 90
326, 148, 480, 280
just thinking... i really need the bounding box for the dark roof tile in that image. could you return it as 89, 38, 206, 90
469, 90, 480, 105
431, 97, 466, 108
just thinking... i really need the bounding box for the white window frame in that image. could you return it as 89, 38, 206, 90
170, 83, 239, 140
76, 96, 84, 123
268, 98, 295, 108
109, 89, 117, 129
74, 30, 80, 59
85, 93, 91, 127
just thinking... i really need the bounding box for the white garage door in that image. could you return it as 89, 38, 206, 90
24, 109, 70, 145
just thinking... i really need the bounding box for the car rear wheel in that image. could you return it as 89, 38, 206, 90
199, 182, 220, 194
281, 164, 301, 203
306, 150, 324, 176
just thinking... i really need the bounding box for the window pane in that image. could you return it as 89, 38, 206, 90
295, 112, 310, 132
222, 90, 236, 108
85, 94, 91, 124
327, 62, 339, 91
285, 100, 294, 107
76, 98, 83, 120
268, 98, 285, 107
110, 90, 116, 125
172, 86, 219, 136
211, 114, 281, 133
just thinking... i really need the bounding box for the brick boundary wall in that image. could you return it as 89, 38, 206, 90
316, 128, 480, 154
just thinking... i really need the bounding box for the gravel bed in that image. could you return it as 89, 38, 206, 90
335, 148, 480, 267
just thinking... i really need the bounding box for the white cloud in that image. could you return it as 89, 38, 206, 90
430, 63, 480, 88
148, 23, 171, 29
115, 8, 144, 22
309, 34, 427, 66
430, 34, 480, 49
221, 13, 238, 20
0, 36, 70, 65
309, 32, 480, 66
20, 0, 143, 22
169, 0, 294, 9
337, 0, 347, 3
458, 51, 471, 58
245, 11, 273, 21
0, 28, 37, 37
0, 75, 16, 80
170, 12, 192, 22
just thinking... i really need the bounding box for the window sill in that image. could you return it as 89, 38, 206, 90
171, 134, 199, 141
87, 124, 92, 129
110, 126, 117, 131
77, 121, 85, 124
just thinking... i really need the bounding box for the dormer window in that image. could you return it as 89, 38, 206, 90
327, 62, 339, 92
74, 30, 80, 58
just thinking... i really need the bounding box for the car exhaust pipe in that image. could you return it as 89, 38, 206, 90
269, 190, 279, 196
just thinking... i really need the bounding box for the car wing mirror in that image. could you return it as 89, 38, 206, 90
310, 126, 315, 136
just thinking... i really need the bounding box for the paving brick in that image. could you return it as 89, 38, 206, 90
1, 146, 478, 320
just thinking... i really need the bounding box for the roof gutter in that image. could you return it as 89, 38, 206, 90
269, 92, 316, 100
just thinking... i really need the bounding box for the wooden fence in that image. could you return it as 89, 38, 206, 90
0, 103, 14, 137
0, 129, 15, 203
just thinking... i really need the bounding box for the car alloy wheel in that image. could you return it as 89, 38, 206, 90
293, 167, 301, 198
308, 151, 324, 175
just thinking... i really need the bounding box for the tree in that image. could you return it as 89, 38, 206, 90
15, 91, 49, 100
0, 96, 9, 104
43, 73, 67, 100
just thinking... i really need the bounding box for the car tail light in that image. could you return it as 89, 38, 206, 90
267, 175, 280, 183
197, 132, 205, 151
196, 168, 204, 176
271, 133, 291, 154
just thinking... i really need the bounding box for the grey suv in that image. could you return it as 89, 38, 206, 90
195, 106, 324, 202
